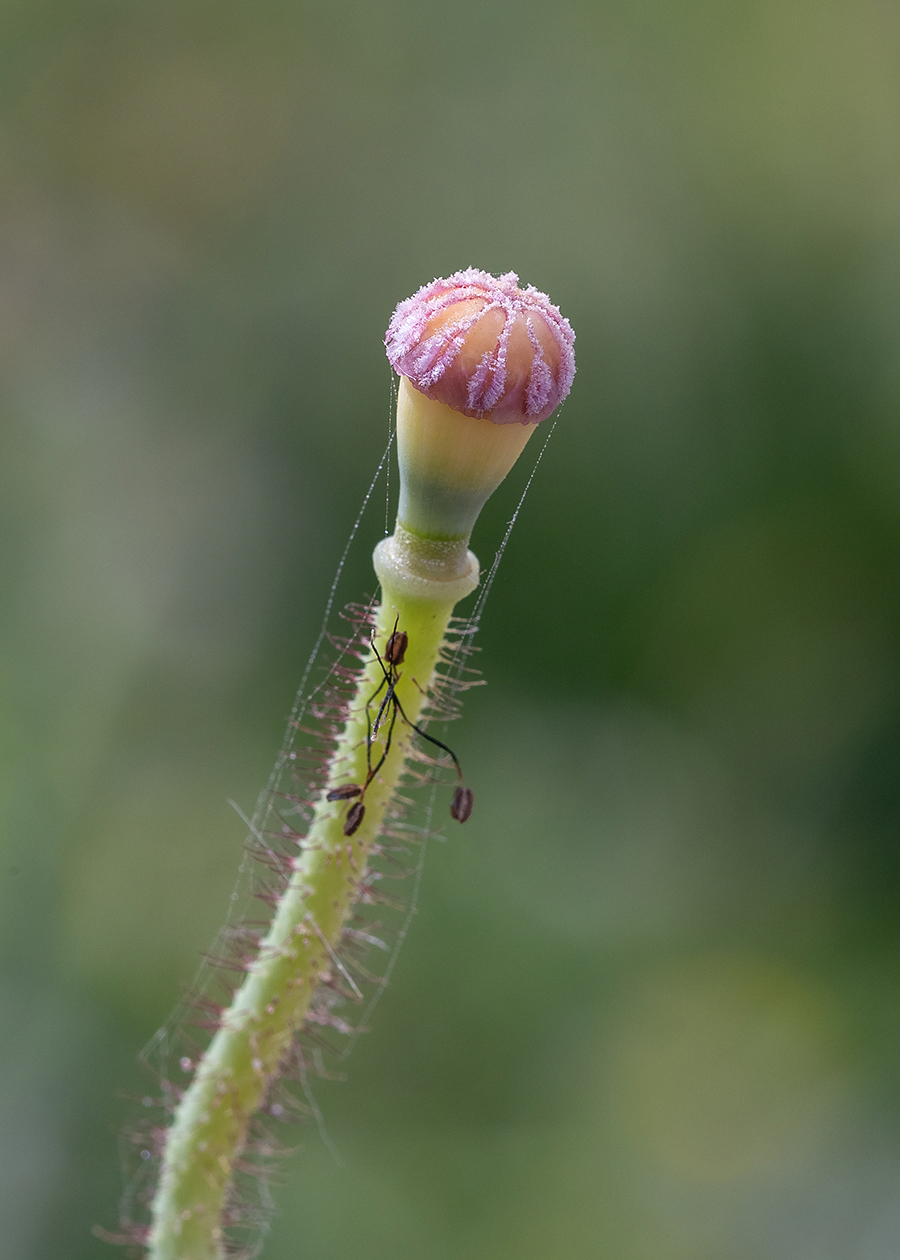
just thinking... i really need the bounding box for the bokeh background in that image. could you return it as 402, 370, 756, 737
3, 0, 900, 1256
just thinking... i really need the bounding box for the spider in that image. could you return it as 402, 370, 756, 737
327, 619, 473, 836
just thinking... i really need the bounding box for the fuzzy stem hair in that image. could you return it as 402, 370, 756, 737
148, 548, 477, 1260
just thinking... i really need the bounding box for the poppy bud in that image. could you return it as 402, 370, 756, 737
386, 267, 575, 425
384, 268, 575, 546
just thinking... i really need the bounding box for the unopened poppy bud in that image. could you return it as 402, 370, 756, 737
383, 268, 575, 550
386, 267, 575, 425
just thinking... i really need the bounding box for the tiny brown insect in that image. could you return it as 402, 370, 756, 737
339, 622, 474, 835
326, 784, 362, 801
450, 785, 474, 823
343, 800, 365, 837
384, 628, 408, 667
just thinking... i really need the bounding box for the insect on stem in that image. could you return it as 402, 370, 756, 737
328, 616, 473, 835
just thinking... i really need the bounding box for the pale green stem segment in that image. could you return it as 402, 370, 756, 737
148, 534, 479, 1260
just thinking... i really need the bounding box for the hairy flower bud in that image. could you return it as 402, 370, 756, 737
385, 267, 575, 425
377, 268, 575, 597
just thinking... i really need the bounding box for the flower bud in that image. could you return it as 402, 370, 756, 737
385, 267, 575, 425
383, 269, 575, 548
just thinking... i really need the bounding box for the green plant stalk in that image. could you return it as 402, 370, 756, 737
142, 263, 575, 1257
148, 535, 479, 1260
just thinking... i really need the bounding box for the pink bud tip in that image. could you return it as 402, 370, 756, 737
385, 268, 576, 424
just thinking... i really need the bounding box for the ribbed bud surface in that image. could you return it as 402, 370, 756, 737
385, 268, 575, 424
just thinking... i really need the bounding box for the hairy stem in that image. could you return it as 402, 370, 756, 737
148, 541, 477, 1260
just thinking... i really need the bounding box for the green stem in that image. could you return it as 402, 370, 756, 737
147, 535, 478, 1260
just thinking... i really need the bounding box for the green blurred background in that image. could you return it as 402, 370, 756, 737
3, 0, 900, 1256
